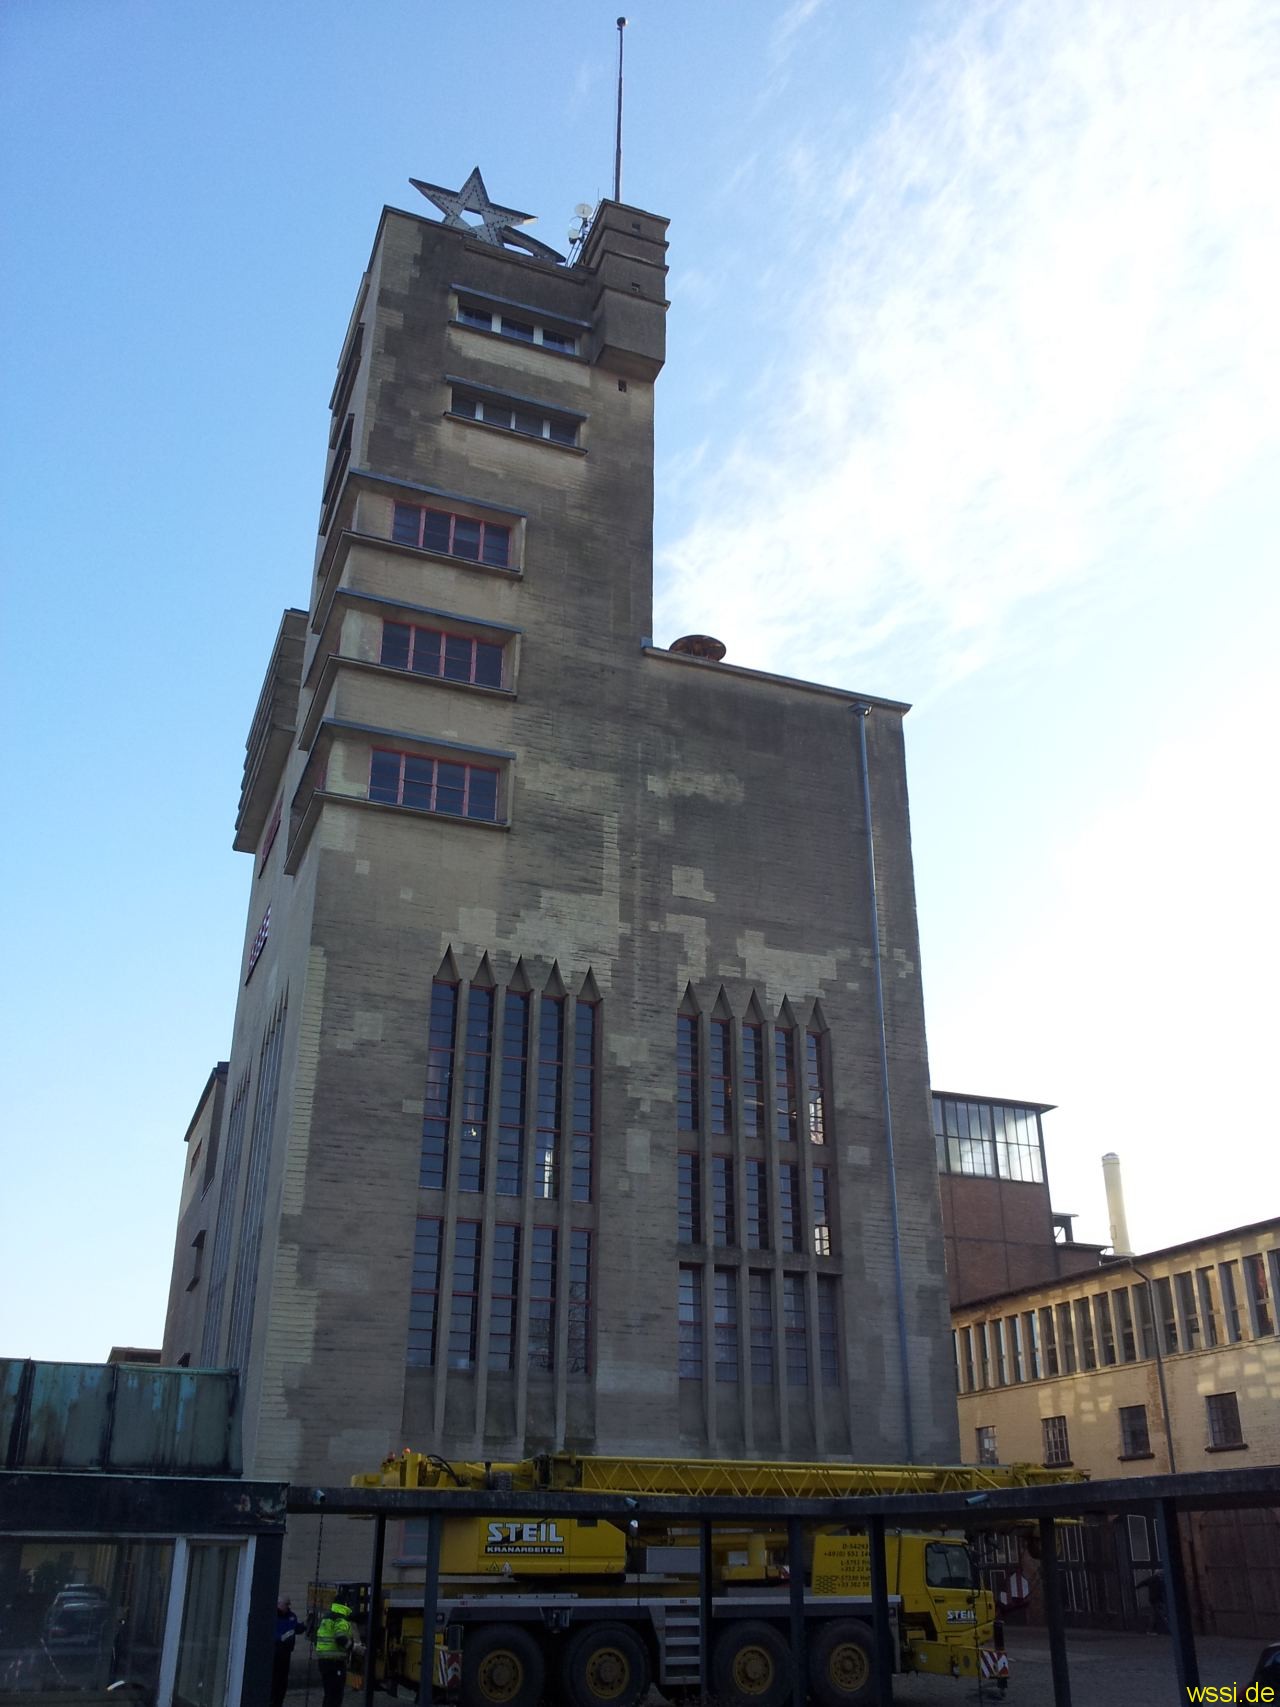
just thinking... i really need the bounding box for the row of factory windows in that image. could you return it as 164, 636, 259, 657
678, 1266, 842, 1389
677, 1154, 834, 1256
419, 979, 598, 1202
677, 1014, 829, 1144
975, 1389, 1247, 1469
955, 1250, 1280, 1394
933, 1096, 1046, 1183
408, 1216, 591, 1376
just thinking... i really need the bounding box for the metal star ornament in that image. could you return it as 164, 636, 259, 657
410, 167, 564, 262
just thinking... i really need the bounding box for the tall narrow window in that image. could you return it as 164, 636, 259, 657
783, 1274, 808, 1386
749, 1272, 774, 1385
1245, 1254, 1275, 1336
488, 1225, 520, 1371
975, 1322, 990, 1389
976, 1425, 998, 1465
744, 1159, 769, 1250
805, 1030, 828, 1144
709, 1018, 733, 1136
1019, 1310, 1040, 1380
1133, 1283, 1156, 1358
741, 1022, 765, 1138
1039, 1306, 1059, 1377
1074, 1299, 1097, 1370
407, 1217, 442, 1367
1056, 1302, 1078, 1374
676, 1015, 700, 1132
571, 1002, 597, 1202
1155, 1277, 1179, 1354
774, 1026, 798, 1141
711, 1156, 735, 1247
678, 1153, 702, 1245
817, 1276, 840, 1387
678, 1267, 703, 1379
1175, 1271, 1202, 1351
1003, 1316, 1023, 1382
458, 988, 494, 1193
533, 998, 564, 1200
1095, 1294, 1116, 1365
567, 1230, 591, 1374
1113, 1289, 1137, 1361
713, 1269, 739, 1382
420, 980, 458, 1190
993, 1319, 1008, 1385
1197, 1268, 1220, 1348
447, 1222, 482, 1370
496, 993, 529, 1195
1219, 1262, 1243, 1342
961, 1327, 976, 1390
528, 1228, 557, 1370
778, 1163, 801, 1253
812, 1164, 832, 1256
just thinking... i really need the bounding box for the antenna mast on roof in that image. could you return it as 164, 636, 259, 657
614, 17, 628, 202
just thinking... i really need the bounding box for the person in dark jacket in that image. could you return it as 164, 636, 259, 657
271, 1596, 304, 1707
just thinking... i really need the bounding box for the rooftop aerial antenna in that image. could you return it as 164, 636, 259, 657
614, 17, 628, 202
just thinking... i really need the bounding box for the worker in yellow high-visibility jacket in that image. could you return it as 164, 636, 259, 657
313, 1598, 355, 1707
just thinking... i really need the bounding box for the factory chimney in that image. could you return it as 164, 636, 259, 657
1102, 1152, 1134, 1256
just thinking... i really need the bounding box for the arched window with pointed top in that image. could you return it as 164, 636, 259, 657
805, 1017, 829, 1146
773, 1017, 799, 1143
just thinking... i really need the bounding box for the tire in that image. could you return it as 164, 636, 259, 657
460, 1624, 544, 1707
808, 1619, 875, 1707
560, 1621, 652, 1707
711, 1620, 793, 1707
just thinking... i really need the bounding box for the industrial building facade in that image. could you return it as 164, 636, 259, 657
162, 177, 957, 1498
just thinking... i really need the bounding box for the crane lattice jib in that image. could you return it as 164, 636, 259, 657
357, 1452, 1085, 1498
533, 1455, 1086, 1498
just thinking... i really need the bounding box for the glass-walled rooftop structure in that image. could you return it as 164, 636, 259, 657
932, 1093, 1051, 1185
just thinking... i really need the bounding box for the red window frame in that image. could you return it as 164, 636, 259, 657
805, 1030, 828, 1144
245, 905, 271, 983
745, 1158, 769, 1251
368, 749, 500, 822
392, 501, 511, 568
774, 1025, 798, 1141
420, 980, 458, 1190
709, 1018, 733, 1135
779, 1162, 801, 1253
380, 621, 505, 689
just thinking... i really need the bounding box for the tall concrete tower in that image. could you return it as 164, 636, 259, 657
163, 171, 957, 1509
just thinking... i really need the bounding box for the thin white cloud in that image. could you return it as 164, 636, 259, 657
657, 0, 1280, 686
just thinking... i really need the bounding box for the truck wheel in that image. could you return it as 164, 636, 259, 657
808, 1619, 875, 1707
711, 1620, 793, 1707
460, 1625, 543, 1707
561, 1622, 651, 1707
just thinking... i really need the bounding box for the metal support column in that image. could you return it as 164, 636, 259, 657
787, 1517, 807, 1707
418, 1513, 442, 1706
699, 1520, 714, 1691
1038, 1516, 1072, 1707
365, 1512, 386, 1707
867, 1515, 895, 1707
1155, 1497, 1199, 1695
239, 1531, 283, 1707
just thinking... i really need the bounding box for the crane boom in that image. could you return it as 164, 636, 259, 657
357, 1449, 1085, 1499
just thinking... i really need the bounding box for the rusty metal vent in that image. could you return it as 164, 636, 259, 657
670, 634, 727, 661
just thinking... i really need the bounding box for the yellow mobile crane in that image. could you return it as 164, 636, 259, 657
339, 1450, 1083, 1707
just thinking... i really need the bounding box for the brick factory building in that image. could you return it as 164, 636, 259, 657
161, 174, 959, 1507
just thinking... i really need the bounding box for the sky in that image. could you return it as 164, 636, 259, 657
2, 0, 1277, 1364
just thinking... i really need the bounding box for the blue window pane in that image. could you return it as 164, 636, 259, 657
482, 524, 510, 567
467, 771, 498, 821
422, 511, 451, 554
380, 622, 411, 670
458, 305, 491, 329
392, 504, 421, 545
451, 517, 481, 561
502, 318, 535, 343
369, 752, 401, 803
402, 756, 435, 811
548, 418, 577, 445
542, 329, 575, 353
443, 635, 473, 681
473, 642, 503, 688
411, 629, 443, 676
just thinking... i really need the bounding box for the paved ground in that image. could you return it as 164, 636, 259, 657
896, 1626, 1266, 1706
284, 1626, 1269, 1705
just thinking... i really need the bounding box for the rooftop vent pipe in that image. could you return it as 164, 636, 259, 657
1102, 1151, 1133, 1256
